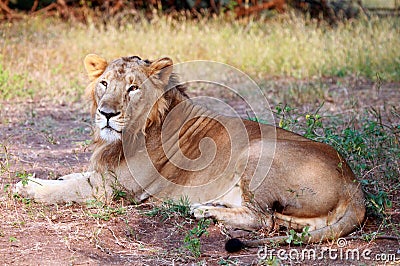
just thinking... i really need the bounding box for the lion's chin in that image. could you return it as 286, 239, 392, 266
99, 128, 122, 143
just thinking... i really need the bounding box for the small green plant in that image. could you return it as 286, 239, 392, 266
12, 172, 36, 205
361, 231, 380, 242
145, 197, 191, 220
9, 236, 18, 243
74, 139, 92, 148
273, 103, 399, 220
258, 256, 281, 266
111, 185, 139, 204
112, 189, 127, 201
3, 183, 10, 193
12, 193, 32, 205
285, 226, 310, 245
15, 171, 35, 186
273, 102, 325, 139
183, 218, 211, 258
85, 200, 126, 221
274, 104, 298, 131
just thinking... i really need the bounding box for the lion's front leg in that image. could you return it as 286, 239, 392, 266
192, 205, 273, 231
14, 172, 112, 204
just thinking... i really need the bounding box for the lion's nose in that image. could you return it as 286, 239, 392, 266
98, 108, 121, 120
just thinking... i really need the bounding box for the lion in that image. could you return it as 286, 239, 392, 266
15, 54, 365, 250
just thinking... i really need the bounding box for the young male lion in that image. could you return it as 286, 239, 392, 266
16, 54, 365, 249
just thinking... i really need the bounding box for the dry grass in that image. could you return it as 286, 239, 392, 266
0, 14, 399, 101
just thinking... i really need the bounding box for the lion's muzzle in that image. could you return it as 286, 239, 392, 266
97, 106, 124, 142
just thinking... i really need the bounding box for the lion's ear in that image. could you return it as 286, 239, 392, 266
84, 54, 108, 81
149, 57, 173, 84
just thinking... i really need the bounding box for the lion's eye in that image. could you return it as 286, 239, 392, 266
128, 85, 139, 93
100, 80, 108, 88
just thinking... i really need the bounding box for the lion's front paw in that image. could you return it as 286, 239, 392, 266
14, 177, 44, 199
13, 172, 99, 204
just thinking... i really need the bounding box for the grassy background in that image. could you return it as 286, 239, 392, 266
0, 14, 399, 101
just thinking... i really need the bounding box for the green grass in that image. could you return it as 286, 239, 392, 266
144, 197, 191, 220
0, 14, 399, 101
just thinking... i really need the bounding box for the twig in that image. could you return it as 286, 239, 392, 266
0, 0, 12, 14
361, 164, 383, 179
30, 0, 39, 12
32, 2, 58, 15
108, 227, 125, 248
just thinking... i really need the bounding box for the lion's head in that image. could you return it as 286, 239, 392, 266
83, 54, 187, 170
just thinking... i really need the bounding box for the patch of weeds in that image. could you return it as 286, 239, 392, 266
273, 104, 299, 131
85, 200, 126, 221
183, 218, 211, 258
145, 197, 191, 220
285, 226, 310, 245
364, 190, 392, 218
272, 103, 399, 220
13, 193, 32, 206
324, 113, 398, 220
273, 103, 325, 138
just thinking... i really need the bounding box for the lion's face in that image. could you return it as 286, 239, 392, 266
84, 54, 173, 142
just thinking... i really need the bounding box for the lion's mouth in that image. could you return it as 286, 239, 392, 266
102, 125, 122, 134
99, 126, 122, 142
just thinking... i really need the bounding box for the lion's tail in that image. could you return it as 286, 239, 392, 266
225, 195, 365, 252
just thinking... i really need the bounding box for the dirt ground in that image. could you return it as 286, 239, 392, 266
0, 78, 399, 265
